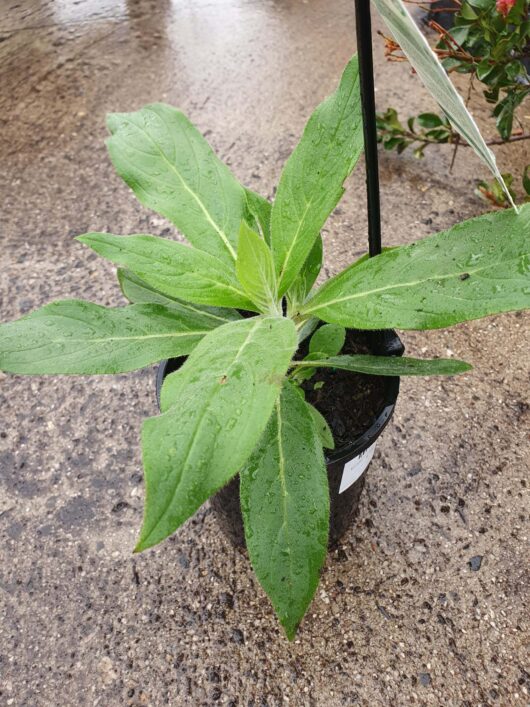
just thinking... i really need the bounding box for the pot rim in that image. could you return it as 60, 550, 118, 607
324, 376, 398, 464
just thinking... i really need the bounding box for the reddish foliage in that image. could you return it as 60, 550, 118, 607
496, 0, 515, 18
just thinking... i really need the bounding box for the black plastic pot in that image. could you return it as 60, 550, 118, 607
155, 328, 404, 548
425, 0, 458, 30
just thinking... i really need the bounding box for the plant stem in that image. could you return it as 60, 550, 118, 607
379, 128, 530, 148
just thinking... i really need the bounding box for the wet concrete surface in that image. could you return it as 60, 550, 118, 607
1, 0, 529, 705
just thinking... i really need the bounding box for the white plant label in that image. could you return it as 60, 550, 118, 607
339, 442, 376, 494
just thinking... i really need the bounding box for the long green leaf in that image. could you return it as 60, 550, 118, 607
236, 223, 278, 313
301, 205, 530, 330
292, 354, 472, 376
107, 104, 255, 263
372, 0, 516, 208
309, 323, 346, 357
0, 300, 208, 375
78, 233, 255, 310
271, 55, 363, 295
240, 382, 329, 640
297, 317, 319, 345
117, 269, 242, 326
136, 316, 298, 552
306, 401, 335, 450
286, 234, 323, 311
245, 189, 272, 244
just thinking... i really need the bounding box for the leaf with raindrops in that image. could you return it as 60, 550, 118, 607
0, 300, 209, 375
236, 222, 278, 313
107, 103, 266, 263
78, 233, 256, 310
137, 316, 298, 552
245, 189, 272, 244
240, 381, 329, 640
271, 55, 363, 296
117, 268, 242, 325
302, 204, 530, 330
292, 354, 472, 377
286, 234, 323, 312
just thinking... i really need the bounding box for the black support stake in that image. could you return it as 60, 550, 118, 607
354, 0, 405, 357
354, 0, 382, 258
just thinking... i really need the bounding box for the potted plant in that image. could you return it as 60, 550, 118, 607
1, 3, 529, 639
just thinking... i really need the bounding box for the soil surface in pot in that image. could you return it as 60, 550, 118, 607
301, 329, 386, 449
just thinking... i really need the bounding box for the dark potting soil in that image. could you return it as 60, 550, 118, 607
301, 329, 386, 449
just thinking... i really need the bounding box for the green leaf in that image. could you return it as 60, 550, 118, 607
240, 382, 329, 640
0, 300, 208, 375
236, 223, 278, 313
301, 234, 324, 295
371, 0, 517, 209
136, 316, 298, 552
383, 136, 405, 151
381, 107, 404, 131
78, 233, 255, 310
301, 204, 530, 330
425, 128, 451, 143
494, 91, 527, 141
305, 401, 335, 449
271, 54, 363, 295
291, 247, 395, 317
447, 25, 471, 43
460, 2, 478, 20
467, 0, 489, 9
296, 317, 319, 345
476, 59, 497, 82
290, 354, 318, 382
245, 189, 272, 244
309, 323, 346, 357
107, 103, 253, 264
117, 269, 242, 326
292, 355, 472, 376
416, 112, 444, 129
286, 235, 323, 311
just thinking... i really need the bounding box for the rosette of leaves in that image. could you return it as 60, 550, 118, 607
1, 55, 529, 639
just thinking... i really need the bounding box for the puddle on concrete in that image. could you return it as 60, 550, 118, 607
52, 0, 128, 25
